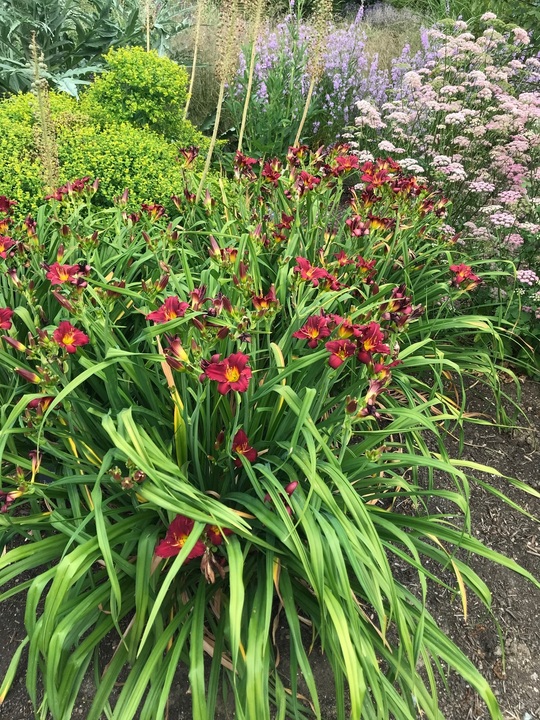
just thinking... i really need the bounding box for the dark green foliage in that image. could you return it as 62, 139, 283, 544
0, 0, 143, 96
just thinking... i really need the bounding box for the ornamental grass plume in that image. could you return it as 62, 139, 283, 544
30, 34, 59, 193
293, 0, 333, 146
196, 0, 241, 202
139, 0, 155, 52
236, 0, 266, 152
184, 0, 206, 120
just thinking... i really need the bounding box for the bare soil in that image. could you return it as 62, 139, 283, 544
1, 378, 539, 720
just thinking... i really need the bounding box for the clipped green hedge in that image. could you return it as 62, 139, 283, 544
0, 96, 44, 214
81, 46, 191, 140
58, 121, 187, 206
0, 94, 204, 214
0, 48, 209, 215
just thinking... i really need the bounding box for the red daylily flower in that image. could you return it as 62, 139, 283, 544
141, 202, 166, 219
293, 315, 331, 348
261, 159, 282, 185
232, 429, 258, 466
346, 215, 370, 237
204, 352, 252, 394
355, 256, 377, 283
24, 216, 37, 237
0, 488, 23, 513
0, 196, 17, 214
164, 336, 188, 371
252, 285, 279, 314
372, 359, 402, 382
178, 146, 199, 165
325, 339, 356, 369
276, 213, 294, 231
52, 321, 89, 353
450, 264, 481, 291
234, 151, 258, 180
332, 155, 359, 175
0, 235, 15, 258
155, 515, 207, 559
334, 250, 354, 266
356, 322, 390, 364
357, 378, 388, 420
27, 396, 54, 415
45, 262, 81, 285
209, 236, 238, 264
286, 144, 309, 166
294, 257, 329, 287
0, 307, 13, 330
334, 317, 358, 339
190, 285, 208, 311
45, 177, 94, 201
146, 296, 189, 324
206, 524, 233, 546
294, 170, 321, 196
367, 214, 395, 230
381, 285, 423, 327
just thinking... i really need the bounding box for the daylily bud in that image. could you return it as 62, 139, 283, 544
203, 189, 215, 210
2, 336, 28, 353
7, 268, 22, 288
29, 449, 42, 477
214, 430, 225, 450
156, 274, 169, 292
209, 236, 221, 259
52, 291, 75, 312
15, 367, 42, 384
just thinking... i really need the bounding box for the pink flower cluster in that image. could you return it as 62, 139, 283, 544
351, 15, 539, 318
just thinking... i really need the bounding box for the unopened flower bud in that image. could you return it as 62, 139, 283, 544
2, 336, 27, 353
285, 481, 298, 496
15, 367, 42, 384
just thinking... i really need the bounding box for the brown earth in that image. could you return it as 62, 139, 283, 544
1, 378, 539, 720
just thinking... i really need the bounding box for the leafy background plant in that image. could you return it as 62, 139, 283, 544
0, 0, 193, 96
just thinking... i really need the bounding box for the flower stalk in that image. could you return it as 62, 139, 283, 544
293, 0, 332, 146
196, 0, 240, 202
184, 0, 206, 120
237, 0, 265, 153
30, 34, 59, 193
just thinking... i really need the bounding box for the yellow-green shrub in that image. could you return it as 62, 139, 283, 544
81, 47, 191, 140
58, 122, 186, 206
0, 89, 208, 215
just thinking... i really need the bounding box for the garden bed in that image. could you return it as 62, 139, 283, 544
2, 377, 538, 720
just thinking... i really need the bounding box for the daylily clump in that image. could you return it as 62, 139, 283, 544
0, 138, 517, 720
